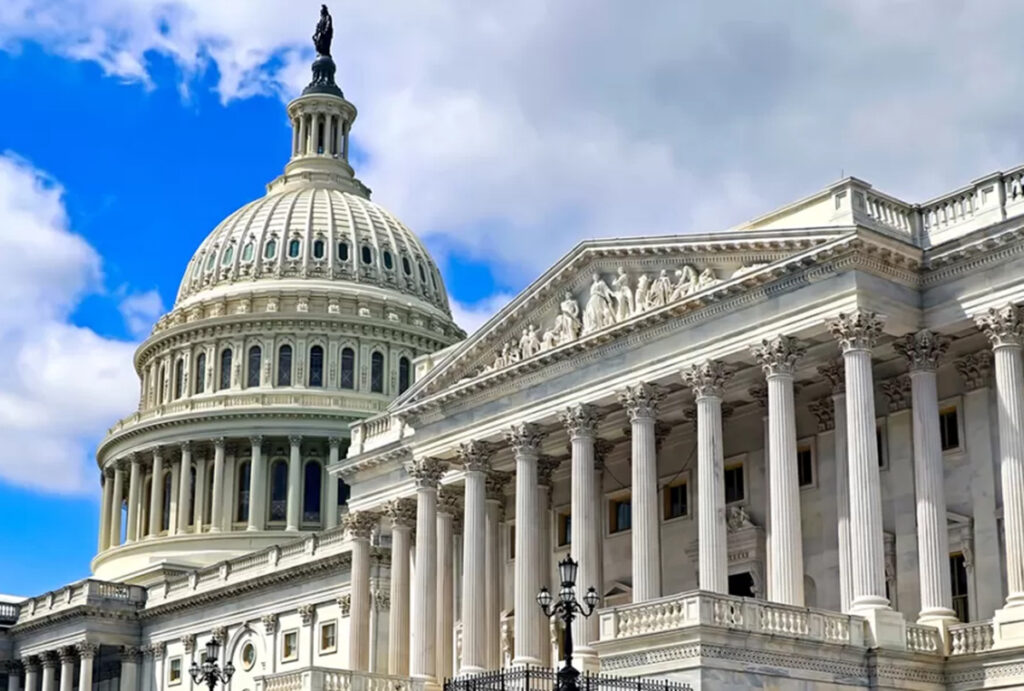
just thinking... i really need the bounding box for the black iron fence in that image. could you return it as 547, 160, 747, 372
443, 666, 691, 691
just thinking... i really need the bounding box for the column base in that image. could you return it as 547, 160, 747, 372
573, 646, 600, 673
857, 607, 906, 650
992, 602, 1024, 649
511, 657, 542, 668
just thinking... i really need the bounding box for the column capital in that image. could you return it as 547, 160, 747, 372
681, 361, 731, 400
955, 351, 993, 391
128, 452, 141, 467
211, 626, 227, 645
39, 652, 57, 669
457, 440, 494, 472
58, 647, 77, 665
297, 604, 315, 626
976, 304, 1024, 347
329, 437, 342, 450
504, 423, 544, 454
75, 642, 98, 659
894, 329, 950, 372
537, 455, 562, 487
150, 642, 166, 660
260, 614, 279, 636
407, 457, 449, 489
3, 660, 23, 674
103, 466, 114, 479
151, 445, 164, 461
338, 594, 352, 617
485, 471, 511, 502
213, 437, 226, 450
343, 510, 379, 539
808, 397, 835, 432
751, 335, 806, 376
181, 634, 196, 655
288, 434, 303, 447
118, 647, 141, 664
437, 486, 463, 516
880, 375, 912, 413
617, 382, 665, 421
828, 310, 885, 352
817, 361, 845, 394
249, 434, 264, 447
179, 440, 192, 455
559, 403, 599, 439
385, 497, 417, 529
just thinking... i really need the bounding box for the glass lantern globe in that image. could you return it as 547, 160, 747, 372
558, 555, 579, 587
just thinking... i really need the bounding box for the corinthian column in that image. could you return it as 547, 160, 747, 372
617, 383, 664, 601
505, 423, 544, 666
828, 311, 892, 616
326, 438, 342, 529
409, 458, 448, 682
286, 435, 302, 532
24, 659, 39, 691
39, 654, 55, 691
484, 471, 509, 668
895, 330, 957, 625
148, 447, 164, 537
110, 462, 125, 547
682, 362, 731, 594
559, 404, 601, 667
57, 649, 74, 691
536, 456, 559, 666
436, 488, 461, 682
458, 441, 492, 674
247, 436, 265, 531
977, 306, 1024, 612
126, 455, 142, 543
387, 497, 416, 676
209, 438, 226, 533
752, 336, 805, 606
98, 470, 113, 552
819, 362, 852, 612
345, 511, 378, 671
76, 643, 97, 691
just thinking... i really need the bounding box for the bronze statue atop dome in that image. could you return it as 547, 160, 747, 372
313, 4, 333, 57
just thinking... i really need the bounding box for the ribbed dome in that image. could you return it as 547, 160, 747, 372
175, 186, 451, 314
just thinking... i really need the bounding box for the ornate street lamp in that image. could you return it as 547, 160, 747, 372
189, 639, 235, 691
537, 555, 599, 691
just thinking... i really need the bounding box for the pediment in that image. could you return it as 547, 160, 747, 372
394, 229, 863, 412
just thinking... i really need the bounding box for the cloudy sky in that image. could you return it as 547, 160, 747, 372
1, 0, 1023, 593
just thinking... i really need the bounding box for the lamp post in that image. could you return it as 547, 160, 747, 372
537, 555, 599, 691
189, 639, 235, 691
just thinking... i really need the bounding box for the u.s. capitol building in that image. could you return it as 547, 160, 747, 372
5, 22, 1024, 691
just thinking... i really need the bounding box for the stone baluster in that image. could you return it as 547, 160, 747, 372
386, 497, 416, 675
819, 362, 852, 613
209, 438, 226, 533
345, 511, 378, 671
98, 469, 113, 552
618, 383, 665, 601
752, 336, 806, 606
436, 488, 462, 681
75, 643, 97, 691
409, 458, 448, 683
458, 440, 492, 674
126, 454, 142, 543
247, 436, 265, 531
286, 435, 302, 532
505, 423, 544, 666
176, 442, 193, 534
148, 447, 164, 537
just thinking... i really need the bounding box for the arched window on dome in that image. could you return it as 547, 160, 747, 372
220, 348, 233, 390
157, 364, 166, 404
206, 252, 216, 271
288, 239, 301, 258
340, 347, 355, 390
265, 239, 277, 259
173, 358, 184, 399
309, 345, 324, 387
371, 351, 385, 394
222, 245, 234, 266
242, 242, 254, 262
247, 346, 261, 389
313, 239, 325, 260
383, 250, 394, 271
277, 345, 293, 386
236, 460, 251, 523
194, 353, 207, 394
418, 262, 427, 283
162, 471, 172, 532
361, 245, 373, 265
431, 273, 438, 291
398, 356, 411, 394
337, 241, 349, 262
402, 256, 412, 276
269, 460, 288, 523
303, 460, 322, 524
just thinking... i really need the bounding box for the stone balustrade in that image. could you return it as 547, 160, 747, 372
905, 623, 943, 655
0, 602, 19, 624
949, 620, 996, 656
349, 413, 412, 454
257, 667, 424, 691
15, 579, 145, 626
598, 591, 865, 647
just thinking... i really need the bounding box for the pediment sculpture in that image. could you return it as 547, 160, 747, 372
480, 265, 721, 376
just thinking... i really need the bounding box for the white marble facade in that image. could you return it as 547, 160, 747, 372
9, 44, 1024, 691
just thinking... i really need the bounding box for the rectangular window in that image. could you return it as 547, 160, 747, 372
508, 524, 516, 560
940, 406, 960, 452
797, 444, 814, 487
557, 512, 571, 547
876, 421, 888, 468
319, 621, 338, 653
950, 553, 969, 622
282, 630, 299, 662
608, 495, 631, 534
663, 481, 688, 520
724, 464, 745, 504
168, 658, 182, 686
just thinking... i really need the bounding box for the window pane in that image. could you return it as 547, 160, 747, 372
940, 408, 959, 451
361, 246, 372, 265
247, 346, 261, 388
270, 462, 288, 521
724, 466, 744, 504
174, 358, 184, 399
309, 346, 324, 387
278, 345, 293, 386
383, 251, 394, 270
398, 357, 411, 393
304, 462, 322, 523
371, 352, 384, 393
288, 239, 301, 258
195, 353, 206, 394
338, 242, 349, 261
237, 461, 251, 523
265, 239, 277, 259
797, 448, 813, 486
162, 473, 172, 531
220, 349, 232, 390
402, 257, 411, 275
313, 240, 325, 259
340, 348, 355, 389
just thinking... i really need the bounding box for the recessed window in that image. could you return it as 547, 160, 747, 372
309, 345, 324, 387
242, 242, 254, 262
370, 351, 385, 393
221, 246, 234, 265
383, 250, 394, 270
319, 621, 337, 653
288, 239, 301, 258
269, 460, 288, 522
508, 524, 516, 559
220, 348, 233, 390
282, 630, 298, 662
173, 358, 184, 399
240, 642, 256, 671
247, 345, 261, 388
194, 352, 207, 395
402, 256, 412, 275
797, 443, 815, 487
663, 480, 688, 520
278, 345, 293, 386
337, 241, 349, 262
205, 252, 216, 270
236, 460, 251, 523
313, 239, 325, 259
168, 658, 182, 686
556, 511, 571, 547
340, 347, 355, 390
950, 552, 969, 622
940, 406, 960, 451
304, 461, 322, 524
265, 239, 278, 259
609, 494, 631, 534
724, 463, 745, 504
877, 420, 888, 469
361, 245, 373, 265
398, 356, 411, 394
418, 262, 427, 282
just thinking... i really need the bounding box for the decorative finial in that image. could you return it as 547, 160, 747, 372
304, 5, 343, 97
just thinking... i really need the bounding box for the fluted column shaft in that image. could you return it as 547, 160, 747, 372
326, 439, 341, 529
410, 464, 442, 682
459, 444, 489, 674
388, 515, 413, 676
148, 450, 164, 537
193, 455, 208, 533
58, 653, 73, 691
24, 664, 38, 691
536, 459, 557, 668
619, 384, 663, 602
832, 390, 853, 613
436, 499, 457, 681
286, 436, 302, 531
98, 472, 113, 552
8, 664, 22, 691
484, 485, 504, 668
109, 466, 125, 547
176, 443, 193, 534
346, 514, 375, 671
511, 432, 542, 666
209, 439, 226, 533
698, 394, 727, 592
126, 457, 141, 542
40, 657, 55, 691
248, 436, 265, 531
77, 645, 96, 691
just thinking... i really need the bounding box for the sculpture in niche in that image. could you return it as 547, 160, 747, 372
582, 273, 616, 334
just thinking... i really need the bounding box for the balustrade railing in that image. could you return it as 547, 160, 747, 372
15, 579, 145, 625
257, 668, 423, 691
0, 602, 19, 624
444, 666, 691, 691
949, 621, 995, 656
905, 623, 943, 655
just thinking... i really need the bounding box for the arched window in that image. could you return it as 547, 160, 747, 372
313, 239, 325, 259
361, 245, 372, 265
162, 472, 172, 532
173, 358, 184, 399
194, 353, 207, 394
236, 460, 251, 523
288, 239, 301, 258
265, 238, 277, 259
371, 351, 385, 394
220, 348, 233, 390
383, 250, 394, 270
309, 345, 324, 387
402, 256, 412, 275
277, 345, 293, 386
205, 252, 216, 271
221, 245, 234, 265
337, 241, 349, 262
242, 242, 254, 262
269, 461, 288, 522
303, 461, 322, 524
398, 356, 411, 394
247, 346, 261, 388
418, 262, 427, 283
340, 347, 355, 390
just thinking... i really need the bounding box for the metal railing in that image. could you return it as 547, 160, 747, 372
443, 667, 691, 691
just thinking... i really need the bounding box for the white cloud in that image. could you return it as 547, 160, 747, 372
0, 154, 138, 494
450, 293, 516, 335
118, 289, 165, 339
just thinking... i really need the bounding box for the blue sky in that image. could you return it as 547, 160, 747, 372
2, 0, 1024, 595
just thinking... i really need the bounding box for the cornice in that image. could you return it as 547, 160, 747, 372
9, 606, 141, 635
922, 219, 1024, 287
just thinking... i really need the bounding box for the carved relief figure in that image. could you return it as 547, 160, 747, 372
520, 325, 541, 358
552, 291, 581, 345
611, 267, 634, 321
634, 274, 650, 314
582, 274, 616, 334
671, 265, 698, 300
647, 270, 673, 309
697, 267, 717, 290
